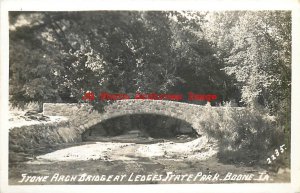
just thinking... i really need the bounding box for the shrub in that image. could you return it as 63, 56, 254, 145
9, 103, 23, 112
23, 101, 42, 112
198, 102, 284, 165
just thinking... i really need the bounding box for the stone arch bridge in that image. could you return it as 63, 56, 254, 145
43, 99, 245, 142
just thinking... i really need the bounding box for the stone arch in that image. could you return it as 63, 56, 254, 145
43, 100, 245, 142
81, 113, 199, 141
75, 99, 203, 135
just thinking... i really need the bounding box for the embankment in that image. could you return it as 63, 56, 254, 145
9, 116, 80, 153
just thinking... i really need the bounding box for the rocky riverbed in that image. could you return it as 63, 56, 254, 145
33, 137, 217, 162
8, 110, 290, 185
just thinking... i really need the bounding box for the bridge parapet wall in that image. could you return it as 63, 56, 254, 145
44, 99, 210, 117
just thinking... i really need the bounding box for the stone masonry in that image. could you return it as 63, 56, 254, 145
43, 99, 246, 140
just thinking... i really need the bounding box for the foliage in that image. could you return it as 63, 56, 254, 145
204, 11, 291, 113
202, 11, 291, 152
198, 103, 284, 165
9, 101, 42, 112
9, 11, 240, 110
23, 101, 42, 112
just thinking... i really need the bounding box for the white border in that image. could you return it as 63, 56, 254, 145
1, 0, 299, 193
0, 0, 299, 11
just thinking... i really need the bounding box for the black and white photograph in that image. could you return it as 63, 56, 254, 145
0, 0, 299, 193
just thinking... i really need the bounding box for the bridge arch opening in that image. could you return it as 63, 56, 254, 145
82, 114, 199, 143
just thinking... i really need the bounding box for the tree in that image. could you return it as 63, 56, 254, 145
203, 11, 291, 112
10, 11, 237, 109
203, 11, 291, 148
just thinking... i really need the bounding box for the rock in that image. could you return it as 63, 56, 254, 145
23, 111, 50, 121
24, 110, 39, 116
